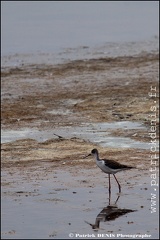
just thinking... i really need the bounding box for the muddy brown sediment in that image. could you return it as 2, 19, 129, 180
2, 53, 159, 127
1, 52, 159, 169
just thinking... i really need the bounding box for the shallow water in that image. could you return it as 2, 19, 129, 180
1, 169, 159, 239
1, 121, 153, 150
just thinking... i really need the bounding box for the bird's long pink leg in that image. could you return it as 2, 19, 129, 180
113, 174, 121, 193
108, 174, 111, 193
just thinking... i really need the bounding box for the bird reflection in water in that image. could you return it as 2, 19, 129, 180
85, 195, 136, 230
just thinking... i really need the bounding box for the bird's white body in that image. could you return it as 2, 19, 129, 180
92, 151, 128, 174
96, 159, 122, 174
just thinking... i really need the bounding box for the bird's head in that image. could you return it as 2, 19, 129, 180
83, 148, 98, 158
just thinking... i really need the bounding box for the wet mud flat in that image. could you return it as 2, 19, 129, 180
1, 164, 159, 239
1, 51, 159, 239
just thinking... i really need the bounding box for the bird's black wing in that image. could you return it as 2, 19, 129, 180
103, 159, 132, 170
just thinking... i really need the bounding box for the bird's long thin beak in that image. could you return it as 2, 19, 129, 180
83, 153, 91, 159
